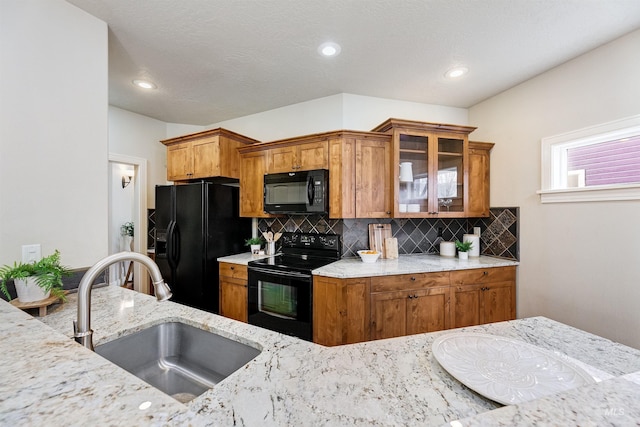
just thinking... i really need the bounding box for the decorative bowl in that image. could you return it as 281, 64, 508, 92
357, 250, 381, 263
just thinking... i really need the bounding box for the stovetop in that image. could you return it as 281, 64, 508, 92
248, 232, 341, 273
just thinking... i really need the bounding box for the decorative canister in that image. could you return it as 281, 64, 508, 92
440, 241, 456, 257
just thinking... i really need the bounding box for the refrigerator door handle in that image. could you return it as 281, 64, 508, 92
167, 221, 178, 269
172, 222, 181, 265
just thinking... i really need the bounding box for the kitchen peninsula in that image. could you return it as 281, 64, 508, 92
2, 284, 640, 426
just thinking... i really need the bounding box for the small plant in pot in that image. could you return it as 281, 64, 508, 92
120, 221, 134, 251
455, 240, 473, 260
245, 237, 263, 254
0, 250, 71, 302
121, 222, 134, 237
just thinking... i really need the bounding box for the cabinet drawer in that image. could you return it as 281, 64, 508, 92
450, 266, 515, 285
219, 263, 248, 281
371, 272, 449, 292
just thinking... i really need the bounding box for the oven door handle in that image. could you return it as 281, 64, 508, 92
249, 266, 312, 280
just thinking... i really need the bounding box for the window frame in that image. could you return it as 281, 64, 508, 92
538, 114, 640, 203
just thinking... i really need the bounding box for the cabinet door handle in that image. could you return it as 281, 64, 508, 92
230, 266, 235, 270
483, 271, 488, 275
410, 277, 416, 281
408, 295, 414, 299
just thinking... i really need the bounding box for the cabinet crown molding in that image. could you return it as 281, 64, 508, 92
161, 127, 260, 146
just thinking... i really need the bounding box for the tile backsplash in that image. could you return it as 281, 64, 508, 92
148, 208, 519, 260
258, 207, 519, 260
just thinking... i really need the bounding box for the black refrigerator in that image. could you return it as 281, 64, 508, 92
155, 182, 250, 313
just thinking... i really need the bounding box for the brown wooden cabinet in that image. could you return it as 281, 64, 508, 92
267, 140, 329, 173
219, 263, 249, 322
450, 266, 516, 328
161, 128, 259, 181
467, 141, 494, 218
239, 150, 271, 218
328, 131, 392, 218
372, 119, 492, 218
313, 275, 370, 346
370, 272, 451, 340
314, 266, 516, 346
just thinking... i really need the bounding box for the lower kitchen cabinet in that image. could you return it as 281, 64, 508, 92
450, 266, 516, 328
370, 272, 451, 340
219, 263, 248, 322
315, 266, 516, 346
313, 276, 370, 346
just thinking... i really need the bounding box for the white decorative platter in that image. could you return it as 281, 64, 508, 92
431, 333, 596, 405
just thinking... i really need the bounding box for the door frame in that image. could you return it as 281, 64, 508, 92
108, 153, 150, 294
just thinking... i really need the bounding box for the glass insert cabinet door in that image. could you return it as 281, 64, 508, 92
397, 132, 466, 216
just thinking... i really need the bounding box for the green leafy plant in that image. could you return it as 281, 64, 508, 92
244, 237, 263, 246
0, 250, 71, 301
121, 222, 134, 237
455, 240, 473, 252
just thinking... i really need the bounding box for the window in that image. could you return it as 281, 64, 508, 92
539, 114, 640, 203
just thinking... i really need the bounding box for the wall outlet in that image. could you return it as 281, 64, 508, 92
473, 227, 481, 236
22, 244, 41, 263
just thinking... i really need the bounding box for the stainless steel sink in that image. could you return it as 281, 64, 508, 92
95, 322, 260, 403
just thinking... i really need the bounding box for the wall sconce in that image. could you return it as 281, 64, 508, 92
122, 175, 133, 188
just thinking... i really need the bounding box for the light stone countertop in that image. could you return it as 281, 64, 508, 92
217, 252, 273, 265
312, 254, 519, 278
218, 252, 519, 278
2, 285, 640, 426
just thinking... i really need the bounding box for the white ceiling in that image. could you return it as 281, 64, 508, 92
66, 0, 640, 126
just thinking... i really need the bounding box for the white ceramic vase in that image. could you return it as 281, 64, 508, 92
250, 244, 261, 254
14, 277, 50, 303
458, 251, 469, 261
122, 235, 134, 251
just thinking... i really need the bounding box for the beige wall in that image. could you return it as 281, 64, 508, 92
469, 29, 640, 349
207, 93, 468, 141
0, 0, 108, 268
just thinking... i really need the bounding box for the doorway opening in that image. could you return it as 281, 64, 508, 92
108, 154, 149, 294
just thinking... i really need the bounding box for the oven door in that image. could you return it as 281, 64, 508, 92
248, 266, 312, 341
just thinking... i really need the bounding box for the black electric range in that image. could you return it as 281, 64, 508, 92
248, 232, 341, 273
247, 232, 341, 341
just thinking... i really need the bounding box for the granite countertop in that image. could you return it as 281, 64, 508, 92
312, 253, 519, 278
218, 252, 519, 278
217, 252, 272, 265
2, 286, 640, 426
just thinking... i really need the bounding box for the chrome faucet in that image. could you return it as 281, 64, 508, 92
73, 251, 172, 351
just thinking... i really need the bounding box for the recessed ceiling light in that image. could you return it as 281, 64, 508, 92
132, 79, 157, 89
445, 67, 468, 79
318, 42, 341, 57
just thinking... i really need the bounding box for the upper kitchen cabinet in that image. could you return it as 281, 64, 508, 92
238, 149, 271, 218
267, 139, 329, 173
372, 119, 484, 218
467, 141, 494, 218
328, 131, 392, 218
161, 128, 259, 181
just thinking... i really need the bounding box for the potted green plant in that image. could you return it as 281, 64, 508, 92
455, 240, 473, 260
0, 250, 71, 303
121, 222, 134, 251
245, 237, 263, 254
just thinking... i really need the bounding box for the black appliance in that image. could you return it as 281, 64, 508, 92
248, 232, 341, 341
155, 182, 251, 313
263, 169, 329, 214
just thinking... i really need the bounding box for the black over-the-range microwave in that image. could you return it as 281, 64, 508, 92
263, 169, 328, 214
